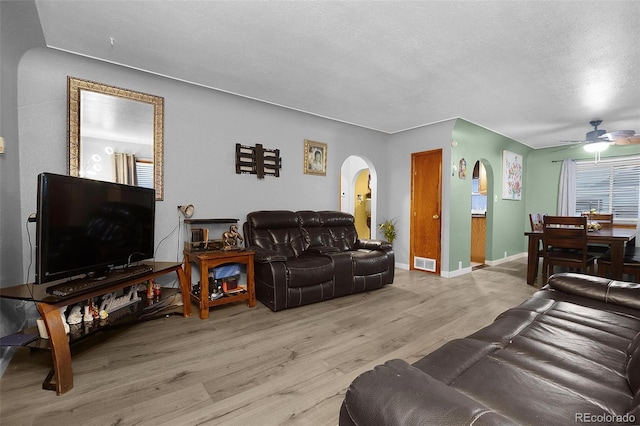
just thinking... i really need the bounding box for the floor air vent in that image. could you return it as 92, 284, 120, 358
414, 256, 436, 272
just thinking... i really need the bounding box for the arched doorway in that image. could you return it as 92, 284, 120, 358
471, 160, 487, 266
340, 156, 378, 240
470, 159, 493, 269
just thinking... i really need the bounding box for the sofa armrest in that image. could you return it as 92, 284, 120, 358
246, 246, 288, 263
357, 238, 392, 250
340, 359, 517, 426
547, 273, 640, 310
306, 245, 340, 254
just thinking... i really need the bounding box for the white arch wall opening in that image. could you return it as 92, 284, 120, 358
340, 155, 378, 240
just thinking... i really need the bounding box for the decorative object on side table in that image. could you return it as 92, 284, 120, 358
222, 224, 243, 250
183, 218, 237, 252
178, 204, 195, 218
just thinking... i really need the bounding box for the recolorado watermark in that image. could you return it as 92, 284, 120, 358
575, 413, 636, 424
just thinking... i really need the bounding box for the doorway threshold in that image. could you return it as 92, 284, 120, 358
472, 263, 488, 271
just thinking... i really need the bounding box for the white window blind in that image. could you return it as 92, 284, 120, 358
135, 161, 154, 189
575, 156, 640, 221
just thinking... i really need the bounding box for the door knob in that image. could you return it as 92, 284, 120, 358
432, 214, 439, 219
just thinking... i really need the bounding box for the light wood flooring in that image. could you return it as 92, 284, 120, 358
0, 258, 537, 425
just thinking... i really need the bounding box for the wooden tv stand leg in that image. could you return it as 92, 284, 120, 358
37, 302, 73, 395
176, 266, 191, 317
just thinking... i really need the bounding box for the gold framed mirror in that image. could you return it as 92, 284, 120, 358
68, 76, 164, 200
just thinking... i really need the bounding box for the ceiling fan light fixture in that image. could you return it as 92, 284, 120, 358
583, 141, 609, 153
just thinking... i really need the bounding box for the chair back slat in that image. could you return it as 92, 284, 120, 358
542, 215, 588, 251
540, 215, 595, 283
529, 213, 544, 232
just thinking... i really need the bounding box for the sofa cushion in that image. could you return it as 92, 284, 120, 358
319, 211, 358, 251
629, 332, 640, 395
296, 210, 324, 248
285, 255, 334, 288
546, 272, 640, 310
246, 210, 306, 258
412, 338, 501, 384
341, 359, 517, 426
351, 249, 390, 276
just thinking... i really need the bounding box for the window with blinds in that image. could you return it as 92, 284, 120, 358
575, 156, 640, 222
135, 161, 154, 190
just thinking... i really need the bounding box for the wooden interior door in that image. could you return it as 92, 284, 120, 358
410, 149, 442, 274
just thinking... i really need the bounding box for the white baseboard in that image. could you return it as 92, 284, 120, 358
485, 252, 527, 266
441, 266, 473, 278
397, 252, 527, 278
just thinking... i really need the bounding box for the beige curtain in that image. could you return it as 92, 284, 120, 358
112, 152, 138, 186
557, 158, 576, 216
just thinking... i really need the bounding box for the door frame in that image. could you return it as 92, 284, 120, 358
410, 149, 442, 274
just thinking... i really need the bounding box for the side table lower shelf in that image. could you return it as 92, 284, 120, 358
183, 250, 256, 319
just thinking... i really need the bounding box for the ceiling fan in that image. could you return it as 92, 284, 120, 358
575, 119, 639, 162
581, 119, 640, 146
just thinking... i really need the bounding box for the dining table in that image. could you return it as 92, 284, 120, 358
525, 227, 638, 285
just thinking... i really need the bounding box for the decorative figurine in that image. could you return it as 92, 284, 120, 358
83, 304, 93, 322
59, 306, 70, 334
67, 305, 83, 325
222, 224, 243, 250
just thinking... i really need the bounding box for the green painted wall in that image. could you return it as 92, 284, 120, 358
450, 119, 532, 268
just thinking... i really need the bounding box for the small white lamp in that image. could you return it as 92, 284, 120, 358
178, 204, 194, 218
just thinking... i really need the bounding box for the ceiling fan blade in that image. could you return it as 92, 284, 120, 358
615, 135, 640, 145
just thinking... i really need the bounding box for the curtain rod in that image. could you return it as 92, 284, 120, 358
552, 153, 640, 163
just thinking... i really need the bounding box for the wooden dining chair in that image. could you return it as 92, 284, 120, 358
582, 212, 614, 255
583, 212, 613, 229
541, 215, 596, 284
597, 246, 640, 282
529, 214, 545, 270
529, 213, 544, 232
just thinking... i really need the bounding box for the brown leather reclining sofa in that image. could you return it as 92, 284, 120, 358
340, 273, 640, 425
243, 210, 394, 311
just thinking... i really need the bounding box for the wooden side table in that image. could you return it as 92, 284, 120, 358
183, 250, 255, 319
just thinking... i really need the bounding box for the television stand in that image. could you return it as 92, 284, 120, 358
0, 261, 190, 395
46, 264, 154, 298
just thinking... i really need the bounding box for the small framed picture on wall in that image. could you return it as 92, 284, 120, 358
303, 139, 327, 176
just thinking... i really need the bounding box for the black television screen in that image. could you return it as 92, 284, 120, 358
36, 173, 155, 284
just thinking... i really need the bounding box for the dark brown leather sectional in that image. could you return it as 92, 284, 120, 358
340, 273, 640, 425
243, 210, 394, 311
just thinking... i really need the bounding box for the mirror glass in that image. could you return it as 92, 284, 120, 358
68, 77, 164, 200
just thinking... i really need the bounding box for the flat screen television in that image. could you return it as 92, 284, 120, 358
36, 173, 155, 284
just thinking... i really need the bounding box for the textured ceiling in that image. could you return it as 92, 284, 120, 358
34, 0, 640, 148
